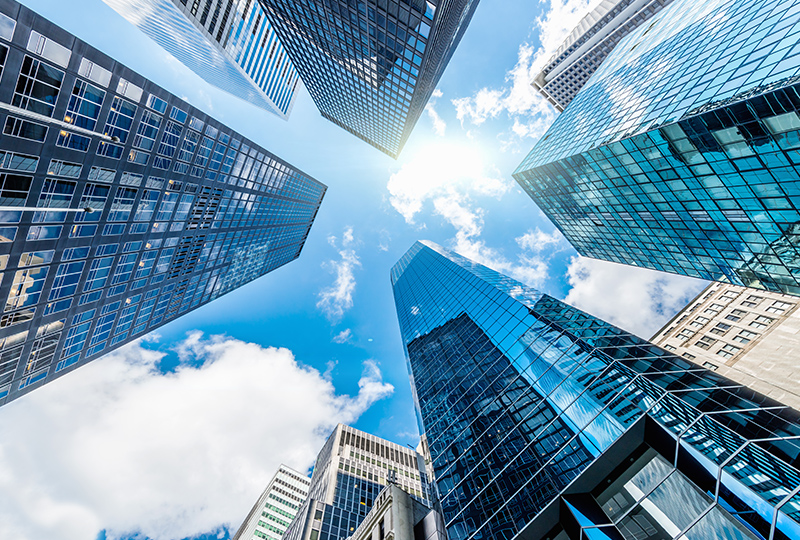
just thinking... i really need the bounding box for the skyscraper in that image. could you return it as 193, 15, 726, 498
652, 282, 800, 408
283, 424, 431, 540
233, 465, 311, 540
515, 0, 800, 296
531, 0, 674, 111
0, 0, 326, 405
257, 0, 480, 157
392, 240, 800, 540
102, 0, 299, 118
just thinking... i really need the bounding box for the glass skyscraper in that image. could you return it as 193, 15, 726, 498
283, 424, 431, 540
392, 240, 800, 540
0, 0, 326, 405
102, 0, 300, 117
257, 0, 480, 157
515, 0, 800, 296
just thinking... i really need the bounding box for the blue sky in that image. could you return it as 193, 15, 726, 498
0, 1, 709, 539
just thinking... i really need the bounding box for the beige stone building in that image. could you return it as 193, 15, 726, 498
651, 282, 800, 409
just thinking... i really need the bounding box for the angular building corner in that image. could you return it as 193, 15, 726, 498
257, 0, 481, 158
515, 0, 800, 297
391, 240, 800, 540
101, 0, 300, 118
0, 0, 326, 405
281, 424, 436, 540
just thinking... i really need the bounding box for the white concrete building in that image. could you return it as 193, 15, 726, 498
652, 282, 800, 409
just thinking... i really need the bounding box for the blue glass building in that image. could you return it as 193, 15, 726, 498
0, 0, 325, 405
258, 0, 480, 157
392, 240, 800, 540
515, 0, 800, 296
102, 0, 299, 118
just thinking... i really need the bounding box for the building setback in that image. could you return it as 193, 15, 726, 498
257, 0, 480, 158
652, 282, 800, 409
345, 485, 446, 540
0, 0, 326, 405
532, 0, 674, 112
515, 0, 800, 297
392, 240, 800, 540
102, 0, 299, 118
283, 424, 431, 540
232, 465, 311, 540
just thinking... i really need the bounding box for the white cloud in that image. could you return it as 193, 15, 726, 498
0, 333, 393, 540
452, 0, 604, 144
332, 329, 353, 344
516, 227, 565, 253
564, 257, 709, 339
425, 88, 446, 136
317, 227, 361, 323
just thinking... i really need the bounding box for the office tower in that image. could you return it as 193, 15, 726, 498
258, 0, 480, 158
0, 0, 326, 405
346, 485, 447, 540
233, 465, 311, 540
515, 0, 800, 297
283, 424, 431, 540
102, 0, 299, 118
532, 0, 673, 112
391, 240, 800, 540
652, 282, 800, 409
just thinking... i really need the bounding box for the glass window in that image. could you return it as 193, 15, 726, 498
103, 96, 137, 143
65, 79, 105, 130
134, 190, 159, 221
18, 250, 54, 267
716, 344, 740, 359
133, 110, 162, 151
4, 116, 47, 142
108, 187, 137, 222
709, 323, 730, 336
47, 159, 81, 178
33, 179, 75, 223
13, 55, 64, 116
48, 261, 85, 301
732, 330, 758, 344
83, 256, 114, 291
76, 183, 110, 222
146, 94, 168, 114
696, 336, 717, 350
6, 267, 49, 310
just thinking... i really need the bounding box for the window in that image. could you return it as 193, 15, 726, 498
108, 187, 137, 222
0, 173, 32, 206
695, 336, 717, 350
13, 55, 64, 116
170, 106, 188, 124
741, 295, 762, 308
65, 79, 105, 130
146, 94, 168, 114
103, 96, 137, 143
83, 256, 114, 291
749, 315, 774, 329
157, 121, 182, 158
48, 261, 85, 301
56, 131, 91, 151
47, 159, 81, 178
664, 344, 676, 351
134, 190, 159, 221
676, 329, 694, 341
0, 151, 38, 173
133, 110, 162, 151
19, 250, 54, 267
6, 267, 48, 310
178, 130, 200, 162
716, 344, 740, 359
733, 330, 758, 344
4, 116, 47, 142
33, 179, 75, 223
156, 193, 179, 221
689, 316, 709, 328
682, 352, 696, 360
704, 303, 724, 315
709, 323, 730, 336
88, 167, 116, 183
111, 253, 138, 285
702, 361, 718, 371
76, 183, 110, 222
60, 309, 95, 359
766, 300, 793, 315
725, 309, 746, 322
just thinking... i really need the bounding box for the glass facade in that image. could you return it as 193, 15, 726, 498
515, 0, 800, 296
0, 0, 326, 405
258, 0, 480, 158
102, 0, 299, 118
391, 240, 800, 540
283, 424, 431, 540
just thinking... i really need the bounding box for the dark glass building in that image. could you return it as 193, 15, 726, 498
0, 0, 326, 405
515, 0, 800, 296
257, 0, 480, 157
392, 240, 800, 540
283, 424, 431, 540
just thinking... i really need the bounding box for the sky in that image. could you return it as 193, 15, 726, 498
0, 1, 710, 539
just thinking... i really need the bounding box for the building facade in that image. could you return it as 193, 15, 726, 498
532, 0, 673, 111
652, 282, 800, 409
345, 485, 446, 540
515, 0, 800, 297
392, 240, 800, 540
283, 424, 431, 540
0, 0, 326, 405
233, 465, 311, 540
258, 0, 480, 157
102, 0, 299, 118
